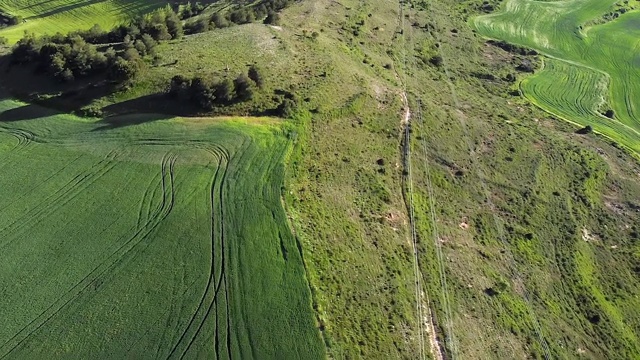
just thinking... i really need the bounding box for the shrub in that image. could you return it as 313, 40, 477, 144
264, 11, 281, 25
429, 55, 444, 67
234, 74, 254, 101
248, 65, 264, 88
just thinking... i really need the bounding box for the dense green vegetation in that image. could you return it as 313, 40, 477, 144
1, 0, 639, 357
473, 0, 640, 157
0, 96, 323, 358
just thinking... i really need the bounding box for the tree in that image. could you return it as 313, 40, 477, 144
165, 9, 184, 39
190, 77, 216, 109
214, 79, 235, 103
248, 65, 264, 88
576, 125, 593, 135
429, 54, 443, 67
148, 23, 171, 41
141, 34, 157, 55
134, 39, 148, 56
108, 57, 138, 81
277, 98, 296, 118
12, 33, 41, 63
264, 11, 280, 25
186, 18, 209, 34
123, 47, 141, 62
234, 74, 253, 101
604, 109, 615, 119
60, 68, 74, 82
211, 13, 229, 28
169, 75, 192, 100
48, 52, 67, 79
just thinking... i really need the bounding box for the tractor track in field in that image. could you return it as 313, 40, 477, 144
0, 152, 178, 359
0, 152, 85, 217
167, 144, 232, 360
0, 154, 118, 250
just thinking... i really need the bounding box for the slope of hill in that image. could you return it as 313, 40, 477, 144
0, 0, 639, 358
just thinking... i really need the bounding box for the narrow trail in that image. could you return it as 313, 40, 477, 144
396, 1, 451, 359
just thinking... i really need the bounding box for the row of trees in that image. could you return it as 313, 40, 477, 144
9, 6, 184, 83
12, 33, 155, 82
168, 66, 264, 110
184, 0, 289, 34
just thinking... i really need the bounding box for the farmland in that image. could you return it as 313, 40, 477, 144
0, 0, 169, 43
0, 0, 640, 357
0, 96, 323, 358
473, 0, 640, 156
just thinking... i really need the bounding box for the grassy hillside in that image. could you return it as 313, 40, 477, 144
0, 0, 169, 42
0, 0, 639, 358
271, 0, 640, 358
473, 0, 640, 157
0, 96, 323, 358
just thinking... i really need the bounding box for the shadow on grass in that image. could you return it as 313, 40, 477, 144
93, 112, 174, 131
0, 102, 59, 122
28, 0, 107, 20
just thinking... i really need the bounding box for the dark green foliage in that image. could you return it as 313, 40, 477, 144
429, 54, 444, 67
214, 78, 235, 103
234, 74, 254, 101
264, 11, 281, 25
190, 77, 217, 110
165, 8, 184, 39
185, 18, 210, 34
169, 75, 192, 100
148, 23, 172, 41
168, 70, 260, 110
248, 65, 264, 88
577, 125, 593, 134
108, 57, 139, 81
604, 109, 615, 119
211, 13, 230, 28
277, 98, 297, 118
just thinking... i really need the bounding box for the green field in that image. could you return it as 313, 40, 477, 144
0, 97, 324, 358
473, 0, 640, 156
0, 0, 169, 42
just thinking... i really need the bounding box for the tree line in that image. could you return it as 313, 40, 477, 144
9, 6, 184, 83
168, 65, 263, 110
184, 0, 290, 34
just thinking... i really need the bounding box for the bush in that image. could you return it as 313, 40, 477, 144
277, 98, 297, 118
429, 55, 444, 67
234, 74, 254, 101
214, 79, 235, 103
211, 13, 229, 28
108, 57, 139, 81
248, 65, 264, 88
264, 11, 281, 25
604, 109, 615, 119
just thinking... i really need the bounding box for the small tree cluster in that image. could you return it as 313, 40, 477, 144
179, 1, 206, 20
168, 68, 263, 110
185, 0, 292, 34
11, 31, 151, 83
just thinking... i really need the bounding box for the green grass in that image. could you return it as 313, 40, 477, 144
472, 0, 640, 157
0, 97, 324, 358
0, 0, 169, 42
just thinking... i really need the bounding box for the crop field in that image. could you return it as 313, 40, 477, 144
473, 0, 640, 156
0, 97, 323, 358
0, 0, 169, 42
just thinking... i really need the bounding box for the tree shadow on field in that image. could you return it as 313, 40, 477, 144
0, 103, 59, 122
93, 112, 174, 131
93, 94, 176, 131
28, 0, 108, 20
